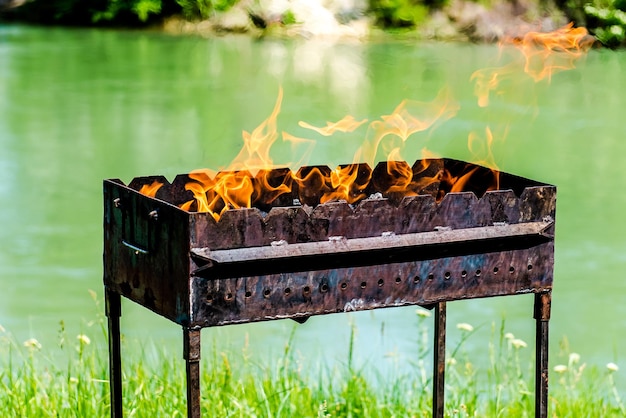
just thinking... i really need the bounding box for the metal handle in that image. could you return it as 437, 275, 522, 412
190, 220, 554, 278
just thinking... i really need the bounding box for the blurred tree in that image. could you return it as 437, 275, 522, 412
3, 0, 181, 25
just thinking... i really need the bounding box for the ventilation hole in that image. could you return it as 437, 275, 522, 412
377, 279, 384, 287
413, 276, 421, 284
509, 266, 515, 273
244, 291, 252, 298
428, 273, 434, 281
320, 283, 329, 293
475, 269, 482, 277
263, 289, 271, 298
395, 277, 402, 284
444, 272, 451, 280
493, 267, 499, 274
225, 293, 233, 301
340, 282, 348, 290
461, 270, 467, 278
360, 281, 367, 289
303, 286, 311, 295
527, 264, 533, 271
284, 287, 291, 296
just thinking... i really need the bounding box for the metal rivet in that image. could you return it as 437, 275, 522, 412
149, 210, 158, 220
113, 198, 122, 208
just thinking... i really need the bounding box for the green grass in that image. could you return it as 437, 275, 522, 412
0, 305, 624, 417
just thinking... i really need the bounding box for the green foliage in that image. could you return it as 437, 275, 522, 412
92, 0, 163, 23
1, 304, 625, 416
4, 0, 181, 25
134, 0, 164, 21
370, 0, 429, 28
583, 1, 626, 46
281, 9, 298, 25
176, 0, 238, 20
564, 0, 626, 47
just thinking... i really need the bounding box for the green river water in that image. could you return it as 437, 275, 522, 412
1, 25, 625, 378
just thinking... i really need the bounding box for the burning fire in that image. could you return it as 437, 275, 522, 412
471, 23, 592, 107
137, 24, 591, 219
139, 180, 163, 197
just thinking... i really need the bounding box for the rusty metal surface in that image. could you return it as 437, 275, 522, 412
103, 158, 556, 327
189, 243, 553, 327
534, 292, 552, 418
104, 180, 193, 324
190, 221, 553, 277
183, 328, 202, 418
103, 158, 557, 418
105, 289, 123, 418
186, 187, 555, 251
433, 302, 446, 418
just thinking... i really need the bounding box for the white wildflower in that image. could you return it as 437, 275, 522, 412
23, 338, 42, 350
553, 364, 567, 373
504, 332, 515, 340
77, 334, 91, 345
568, 352, 581, 365
447, 358, 457, 366
69, 377, 79, 384
511, 338, 527, 349
415, 308, 432, 318
607, 362, 619, 372
456, 323, 474, 332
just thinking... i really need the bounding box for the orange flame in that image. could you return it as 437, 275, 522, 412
299, 115, 368, 136
513, 23, 592, 82
139, 180, 163, 197
359, 88, 460, 166
229, 87, 283, 174
165, 24, 589, 218
292, 166, 331, 206
467, 126, 503, 171
321, 164, 371, 204
181, 88, 290, 217
471, 23, 591, 107
470, 63, 518, 108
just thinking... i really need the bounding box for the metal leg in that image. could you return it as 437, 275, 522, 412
183, 328, 202, 418
433, 302, 446, 418
534, 291, 551, 418
105, 288, 123, 418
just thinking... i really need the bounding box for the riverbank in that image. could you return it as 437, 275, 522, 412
1, 0, 615, 45
162, 0, 569, 42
